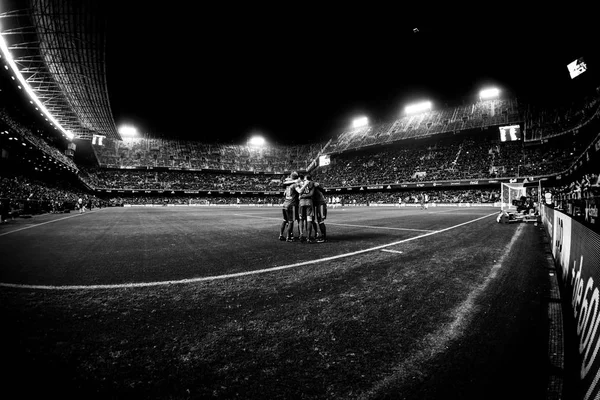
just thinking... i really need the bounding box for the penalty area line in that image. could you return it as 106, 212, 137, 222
0, 212, 497, 291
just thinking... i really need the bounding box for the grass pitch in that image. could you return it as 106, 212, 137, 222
0, 206, 551, 399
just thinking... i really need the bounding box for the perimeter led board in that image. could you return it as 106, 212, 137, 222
567, 57, 587, 79
499, 125, 521, 142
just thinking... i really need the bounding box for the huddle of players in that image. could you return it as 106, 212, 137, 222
279, 172, 327, 243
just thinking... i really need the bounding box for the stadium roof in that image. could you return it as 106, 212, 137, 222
3, 3, 595, 146
104, 8, 597, 145
0, 0, 120, 140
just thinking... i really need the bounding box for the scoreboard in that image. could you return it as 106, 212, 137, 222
499, 125, 521, 142
319, 154, 330, 166
567, 57, 587, 79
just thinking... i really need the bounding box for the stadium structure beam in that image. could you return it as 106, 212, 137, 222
0, 0, 120, 140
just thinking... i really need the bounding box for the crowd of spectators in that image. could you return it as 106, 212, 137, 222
103, 188, 499, 207
336, 189, 500, 205
89, 169, 289, 191
524, 87, 600, 141
311, 128, 590, 187
92, 137, 323, 173
0, 108, 78, 172
325, 99, 522, 153
0, 173, 105, 220
107, 196, 283, 206
81, 123, 596, 192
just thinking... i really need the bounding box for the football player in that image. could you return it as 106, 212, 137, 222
296, 174, 315, 242
279, 172, 300, 241
312, 180, 328, 242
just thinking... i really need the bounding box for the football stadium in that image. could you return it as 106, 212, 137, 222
1, 3, 600, 400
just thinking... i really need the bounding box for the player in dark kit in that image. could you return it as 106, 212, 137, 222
279, 172, 300, 242
297, 174, 316, 242
312, 181, 328, 243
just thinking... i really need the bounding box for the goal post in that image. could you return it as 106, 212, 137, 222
501, 182, 526, 211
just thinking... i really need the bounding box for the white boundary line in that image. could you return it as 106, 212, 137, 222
0, 212, 496, 291
381, 249, 403, 254
234, 214, 435, 232
0, 210, 103, 237
360, 223, 525, 399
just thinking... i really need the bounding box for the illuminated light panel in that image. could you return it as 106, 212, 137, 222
479, 88, 500, 99
118, 125, 138, 136
567, 57, 587, 79
352, 116, 369, 129
404, 101, 432, 114
248, 136, 266, 146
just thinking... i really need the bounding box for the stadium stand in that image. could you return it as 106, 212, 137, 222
92, 137, 323, 174
324, 99, 521, 153
0, 108, 78, 172
524, 87, 600, 141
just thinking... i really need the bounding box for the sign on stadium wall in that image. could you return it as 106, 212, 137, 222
549, 207, 600, 400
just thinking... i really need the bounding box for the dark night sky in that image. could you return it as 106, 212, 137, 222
104, 5, 597, 145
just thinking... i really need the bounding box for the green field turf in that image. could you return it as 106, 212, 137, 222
0, 206, 553, 399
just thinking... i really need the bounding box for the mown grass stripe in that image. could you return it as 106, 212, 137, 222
0, 212, 497, 291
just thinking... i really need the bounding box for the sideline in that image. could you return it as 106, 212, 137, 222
359, 223, 526, 399
0, 208, 106, 237
0, 213, 497, 291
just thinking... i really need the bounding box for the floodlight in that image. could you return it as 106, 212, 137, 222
404, 101, 432, 114
352, 116, 369, 129
479, 88, 500, 100
248, 136, 266, 146
118, 125, 138, 136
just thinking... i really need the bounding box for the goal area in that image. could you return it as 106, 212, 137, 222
501, 182, 526, 211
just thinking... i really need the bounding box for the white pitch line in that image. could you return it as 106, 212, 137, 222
381, 249, 403, 254
360, 223, 525, 400
427, 208, 495, 215
0, 209, 103, 237
234, 214, 434, 232
0, 212, 497, 291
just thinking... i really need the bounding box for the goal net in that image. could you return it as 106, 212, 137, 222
501, 182, 526, 211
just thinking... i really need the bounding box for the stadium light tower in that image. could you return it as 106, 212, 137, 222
118, 125, 138, 137
479, 87, 500, 100
248, 135, 266, 147
404, 101, 432, 114
352, 116, 369, 129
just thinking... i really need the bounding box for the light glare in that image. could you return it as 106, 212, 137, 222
248, 136, 265, 146
404, 101, 432, 114
479, 88, 500, 99
118, 125, 138, 136
352, 116, 369, 129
